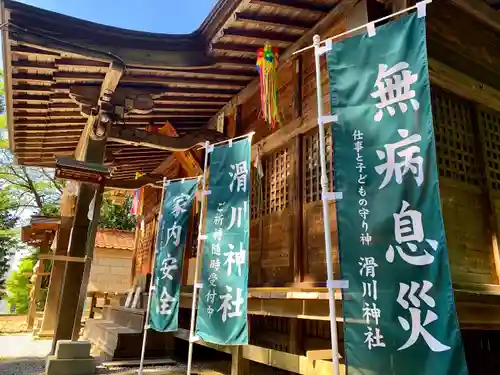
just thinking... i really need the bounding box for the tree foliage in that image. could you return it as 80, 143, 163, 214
6, 255, 36, 314
0, 190, 20, 300
0, 149, 63, 220
99, 195, 135, 231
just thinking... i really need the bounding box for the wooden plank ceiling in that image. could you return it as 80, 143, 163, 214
486, 0, 500, 11
3, 0, 341, 181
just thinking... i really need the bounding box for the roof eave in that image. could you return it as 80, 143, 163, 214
1, 1, 16, 158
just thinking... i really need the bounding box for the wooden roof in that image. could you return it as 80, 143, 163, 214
20, 215, 59, 245
2, 0, 343, 182
94, 229, 134, 251
20, 216, 134, 250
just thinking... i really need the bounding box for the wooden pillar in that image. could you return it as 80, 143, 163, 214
231, 346, 248, 375
71, 183, 105, 339
27, 232, 51, 331
349, 0, 369, 31
51, 184, 100, 351
40, 189, 75, 336
51, 62, 122, 352
289, 318, 303, 355
88, 293, 97, 319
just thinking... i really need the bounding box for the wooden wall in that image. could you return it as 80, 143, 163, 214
134, 186, 161, 277
133, 2, 500, 289
242, 33, 500, 288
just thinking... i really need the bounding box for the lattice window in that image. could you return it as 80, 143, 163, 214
136, 218, 156, 274
260, 147, 290, 215
302, 127, 334, 203
432, 88, 481, 186
250, 168, 263, 220
479, 108, 500, 190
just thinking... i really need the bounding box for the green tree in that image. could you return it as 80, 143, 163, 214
6, 255, 36, 314
0, 149, 63, 218
99, 195, 135, 231
0, 190, 19, 299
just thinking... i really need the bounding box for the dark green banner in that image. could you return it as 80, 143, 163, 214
196, 138, 251, 345
149, 178, 197, 332
326, 13, 468, 374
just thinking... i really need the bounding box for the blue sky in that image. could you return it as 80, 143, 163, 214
17, 0, 218, 34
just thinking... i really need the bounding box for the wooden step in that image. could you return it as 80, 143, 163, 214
83, 317, 171, 360
103, 306, 145, 331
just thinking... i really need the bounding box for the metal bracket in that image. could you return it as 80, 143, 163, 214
203, 190, 212, 196
189, 335, 200, 343
417, 0, 429, 18
207, 145, 214, 154
144, 324, 151, 330
195, 283, 203, 290
316, 39, 332, 56
366, 22, 376, 37
327, 280, 349, 289
319, 115, 338, 125
198, 234, 208, 241
322, 192, 343, 201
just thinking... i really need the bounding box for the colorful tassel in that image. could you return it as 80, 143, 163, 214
131, 171, 145, 216
256, 44, 280, 129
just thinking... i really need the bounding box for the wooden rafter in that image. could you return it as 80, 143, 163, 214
127, 67, 255, 81
234, 12, 314, 33
251, 0, 330, 15
221, 28, 297, 44
157, 122, 202, 176
453, 0, 500, 33
207, 0, 358, 130
211, 42, 259, 54
11, 44, 59, 57
214, 56, 256, 69
155, 96, 229, 104
108, 126, 227, 152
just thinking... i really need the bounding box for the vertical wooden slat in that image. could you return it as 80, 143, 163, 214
182, 202, 197, 285
235, 105, 243, 137
130, 220, 141, 285
293, 57, 304, 120
293, 136, 304, 284
475, 106, 500, 283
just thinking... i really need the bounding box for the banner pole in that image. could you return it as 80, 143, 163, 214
138, 177, 167, 375
313, 34, 341, 375
186, 141, 211, 375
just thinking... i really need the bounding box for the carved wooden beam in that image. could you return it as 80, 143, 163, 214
106, 174, 163, 190
453, 0, 500, 33
74, 62, 124, 161
108, 126, 228, 152
156, 122, 202, 176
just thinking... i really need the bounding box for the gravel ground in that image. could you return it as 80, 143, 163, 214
0, 359, 228, 375
0, 334, 229, 375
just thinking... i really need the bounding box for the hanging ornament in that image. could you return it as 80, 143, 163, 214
256, 43, 280, 129
131, 171, 145, 216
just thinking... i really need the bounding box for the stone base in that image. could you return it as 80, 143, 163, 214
55, 340, 92, 359
45, 356, 96, 375
45, 340, 96, 375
